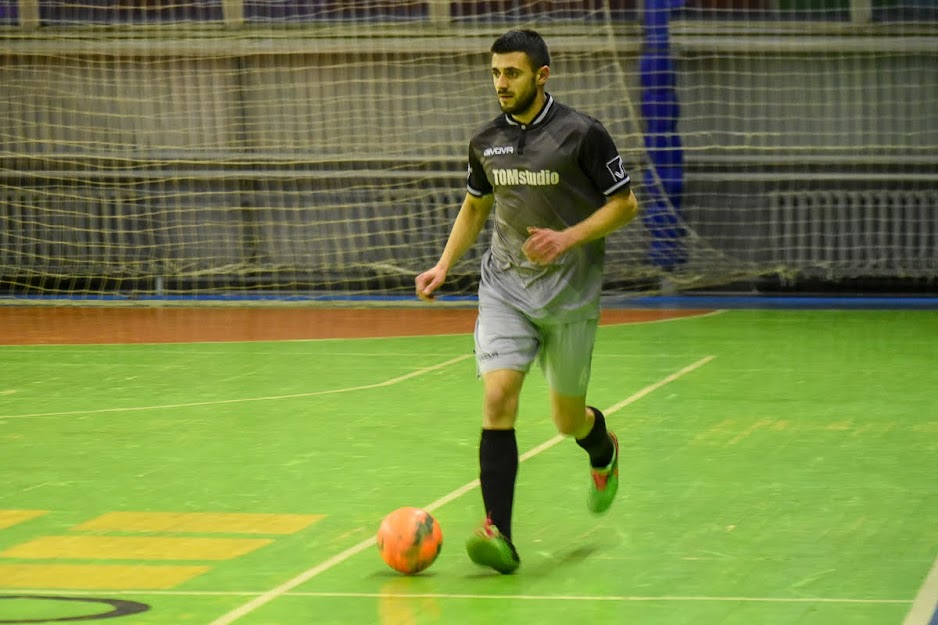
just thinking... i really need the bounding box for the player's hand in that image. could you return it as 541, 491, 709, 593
415, 266, 447, 302
523, 227, 573, 265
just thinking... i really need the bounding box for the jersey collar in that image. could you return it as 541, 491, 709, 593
505, 93, 554, 128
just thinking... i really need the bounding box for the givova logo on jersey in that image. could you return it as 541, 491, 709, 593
491, 168, 560, 187
483, 146, 514, 157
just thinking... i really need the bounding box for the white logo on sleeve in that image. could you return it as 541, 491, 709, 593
605, 155, 626, 181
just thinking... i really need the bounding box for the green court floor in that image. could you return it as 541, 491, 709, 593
0, 308, 936, 625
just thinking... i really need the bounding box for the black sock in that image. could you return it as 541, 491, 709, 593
576, 406, 614, 468
479, 428, 519, 541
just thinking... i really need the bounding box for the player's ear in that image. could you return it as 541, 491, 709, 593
536, 66, 550, 86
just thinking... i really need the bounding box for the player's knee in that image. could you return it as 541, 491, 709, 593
482, 373, 522, 428
482, 388, 518, 428
482, 369, 524, 422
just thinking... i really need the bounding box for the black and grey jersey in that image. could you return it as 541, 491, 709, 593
466, 94, 631, 320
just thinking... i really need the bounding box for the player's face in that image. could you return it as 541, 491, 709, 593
491, 52, 546, 118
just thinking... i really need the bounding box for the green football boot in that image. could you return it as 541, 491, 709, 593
587, 431, 619, 514
465, 517, 520, 574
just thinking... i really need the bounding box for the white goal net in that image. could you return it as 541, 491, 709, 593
1, 0, 936, 298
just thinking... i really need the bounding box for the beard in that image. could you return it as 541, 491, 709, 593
498, 81, 538, 117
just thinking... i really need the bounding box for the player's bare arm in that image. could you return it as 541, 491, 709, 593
416, 192, 495, 302
522, 189, 638, 265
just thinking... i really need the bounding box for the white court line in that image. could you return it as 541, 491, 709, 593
7, 589, 908, 604
903, 556, 938, 625
261, 591, 909, 604
206, 355, 716, 625
0, 355, 472, 420
602, 309, 727, 327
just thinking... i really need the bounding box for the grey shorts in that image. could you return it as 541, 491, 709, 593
474, 294, 598, 397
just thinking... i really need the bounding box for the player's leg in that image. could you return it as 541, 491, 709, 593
542, 319, 619, 514
479, 368, 524, 540
467, 368, 524, 574
466, 293, 538, 573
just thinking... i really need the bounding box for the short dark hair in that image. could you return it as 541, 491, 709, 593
491, 29, 551, 70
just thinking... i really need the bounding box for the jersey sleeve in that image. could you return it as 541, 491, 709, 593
579, 121, 631, 197
466, 144, 493, 197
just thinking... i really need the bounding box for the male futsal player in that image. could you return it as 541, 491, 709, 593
415, 29, 639, 574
